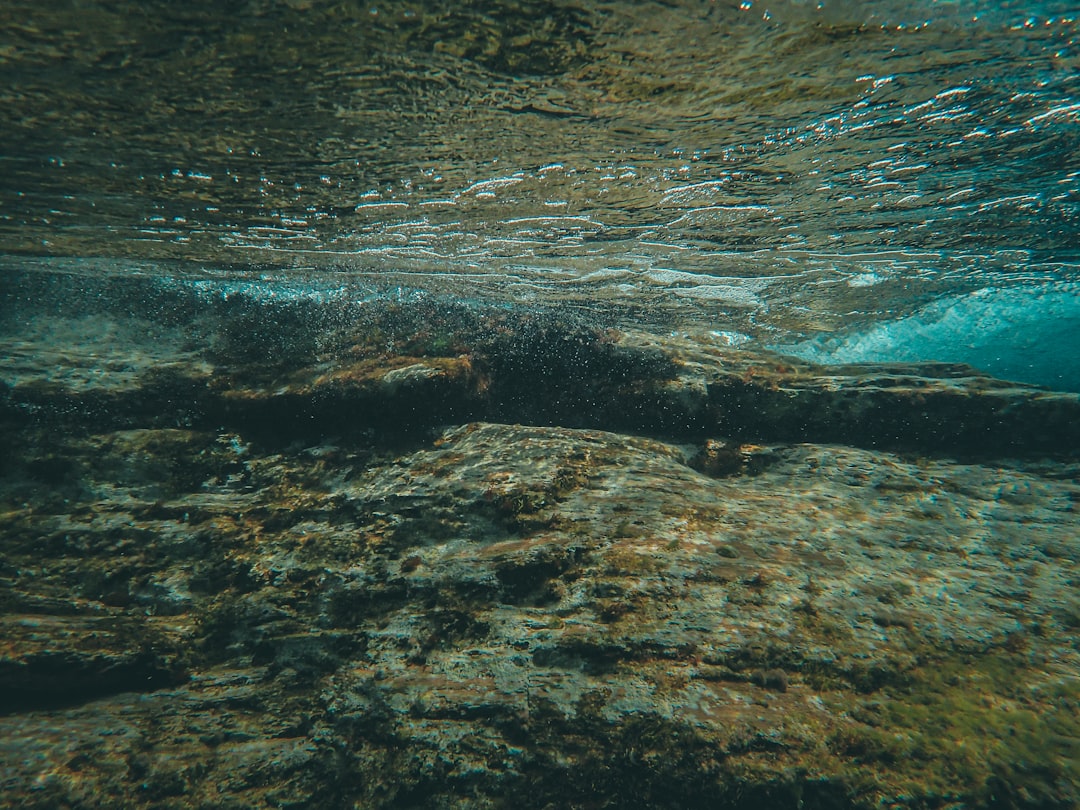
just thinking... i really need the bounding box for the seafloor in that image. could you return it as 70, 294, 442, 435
1, 269, 1078, 809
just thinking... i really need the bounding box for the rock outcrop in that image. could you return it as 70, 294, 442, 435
1, 276, 1077, 808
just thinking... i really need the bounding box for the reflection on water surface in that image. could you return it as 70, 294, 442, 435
2, 2, 1076, 341
4, 1, 1077, 382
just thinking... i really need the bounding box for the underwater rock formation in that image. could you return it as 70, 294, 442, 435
1, 281, 1078, 809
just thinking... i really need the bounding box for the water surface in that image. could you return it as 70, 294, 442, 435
2, 0, 1077, 386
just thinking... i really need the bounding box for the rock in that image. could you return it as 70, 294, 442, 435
0, 612, 188, 714
0, 286, 1077, 808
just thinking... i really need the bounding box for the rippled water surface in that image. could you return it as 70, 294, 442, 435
2, 0, 1078, 383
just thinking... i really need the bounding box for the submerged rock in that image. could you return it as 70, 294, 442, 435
1, 285, 1078, 808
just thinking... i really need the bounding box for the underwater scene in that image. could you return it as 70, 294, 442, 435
1, 1, 1078, 807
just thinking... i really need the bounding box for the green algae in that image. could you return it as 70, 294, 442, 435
877, 655, 1077, 802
